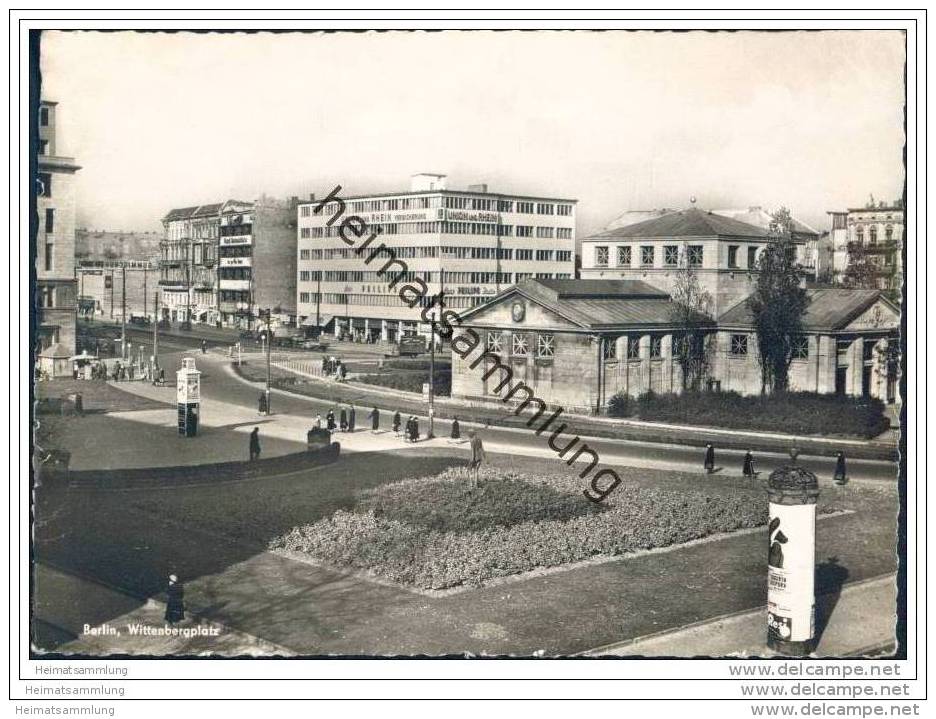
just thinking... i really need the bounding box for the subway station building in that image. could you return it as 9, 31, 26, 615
295, 174, 576, 343
450, 279, 900, 413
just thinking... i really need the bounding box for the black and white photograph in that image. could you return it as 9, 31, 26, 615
14, 8, 923, 715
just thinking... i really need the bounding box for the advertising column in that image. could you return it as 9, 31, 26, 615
176, 357, 201, 437
766, 466, 820, 656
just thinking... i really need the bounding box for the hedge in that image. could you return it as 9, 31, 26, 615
606, 389, 888, 439
357, 367, 451, 396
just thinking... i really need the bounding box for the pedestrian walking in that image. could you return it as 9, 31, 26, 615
201, 339, 207, 354
348, 405, 356, 432
249, 427, 261, 461
834, 451, 848, 485
368, 406, 380, 432
258, 391, 268, 415
450, 417, 461, 441
164, 574, 185, 624
339, 407, 348, 432
128, 364, 135, 381
411, 416, 420, 442
392, 410, 401, 436
326, 409, 336, 431
703, 443, 715, 474
468, 429, 486, 488
742, 450, 756, 478
112, 360, 120, 381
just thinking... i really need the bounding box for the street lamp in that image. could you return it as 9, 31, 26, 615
427, 310, 436, 439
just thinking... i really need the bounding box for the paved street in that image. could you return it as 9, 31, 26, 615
124, 348, 897, 484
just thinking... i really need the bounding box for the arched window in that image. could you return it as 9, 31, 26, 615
856, 226, 864, 244
885, 225, 893, 242
869, 226, 878, 244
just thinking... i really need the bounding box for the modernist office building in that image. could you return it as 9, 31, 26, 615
36, 100, 81, 374
295, 174, 576, 343
159, 197, 297, 328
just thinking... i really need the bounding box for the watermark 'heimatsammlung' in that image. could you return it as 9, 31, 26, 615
312, 186, 622, 502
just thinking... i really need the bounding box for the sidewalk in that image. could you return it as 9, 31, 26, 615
583, 574, 897, 657
33, 563, 294, 656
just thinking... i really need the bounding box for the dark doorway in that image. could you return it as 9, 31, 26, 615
835, 367, 847, 395
862, 366, 873, 398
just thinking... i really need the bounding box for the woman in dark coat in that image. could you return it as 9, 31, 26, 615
326, 409, 336, 431
165, 574, 185, 624
249, 427, 261, 461
742, 450, 756, 478
834, 451, 847, 485
392, 411, 401, 435
348, 405, 356, 432
339, 407, 348, 432
369, 407, 380, 432
258, 392, 268, 415
411, 416, 420, 442
703, 444, 715, 474
450, 417, 461, 440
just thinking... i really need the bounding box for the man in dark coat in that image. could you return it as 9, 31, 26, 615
411, 416, 420, 442
468, 429, 486, 488
249, 427, 261, 461
369, 407, 380, 432
326, 409, 336, 431
834, 451, 847, 485
339, 407, 348, 432
703, 444, 715, 474
742, 450, 756, 478
392, 411, 401, 435
165, 574, 185, 624
348, 405, 356, 432
258, 392, 268, 415
450, 417, 461, 440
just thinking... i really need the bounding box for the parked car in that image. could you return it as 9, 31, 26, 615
128, 315, 151, 327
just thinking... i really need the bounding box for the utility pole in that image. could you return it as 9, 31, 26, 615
109, 270, 115, 319
143, 266, 148, 319
261, 309, 273, 415
121, 264, 127, 359
152, 290, 159, 381
427, 310, 436, 439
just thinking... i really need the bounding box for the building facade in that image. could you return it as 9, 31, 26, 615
579, 207, 781, 316
36, 100, 81, 363
160, 197, 297, 328
827, 201, 904, 293
450, 279, 900, 412
295, 174, 576, 343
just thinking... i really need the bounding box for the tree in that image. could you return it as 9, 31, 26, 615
669, 243, 714, 391
750, 208, 809, 394
842, 241, 879, 289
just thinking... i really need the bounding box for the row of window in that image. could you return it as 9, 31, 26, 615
303, 198, 575, 217
299, 246, 573, 262
220, 223, 252, 237
728, 334, 809, 359
300, 222, 574, 239
298, 270, 572, 286
298, 292, 489, 310
855, 225, 897, 244
594, 244, 705, 268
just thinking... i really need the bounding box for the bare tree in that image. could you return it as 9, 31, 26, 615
669, 243, 714, 391
750, 208, 809, 394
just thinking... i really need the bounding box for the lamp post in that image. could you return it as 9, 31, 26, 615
263, 309, 272, 415
427, 310, 436, 439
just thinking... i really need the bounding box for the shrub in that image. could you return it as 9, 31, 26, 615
621, 390, 888, 439
607, 391, 632, 418
357, 475, 603, 533
357, 367, 451, 396
270, 466, 769, 589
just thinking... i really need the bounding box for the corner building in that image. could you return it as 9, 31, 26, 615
295, 174, 576, 343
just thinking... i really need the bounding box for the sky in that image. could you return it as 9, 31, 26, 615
40, 30, 906, 238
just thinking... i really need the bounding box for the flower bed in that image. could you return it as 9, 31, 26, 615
270, 467, 769, 590
356, 367, 451, 396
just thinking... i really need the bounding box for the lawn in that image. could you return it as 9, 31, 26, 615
271, 465, 777, 590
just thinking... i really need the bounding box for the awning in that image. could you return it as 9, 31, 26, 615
301, 314, 334, 328
352, 318, 366, 329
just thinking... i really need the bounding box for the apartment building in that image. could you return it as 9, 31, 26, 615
160, 197, 297, 328
295, 174, 576, 343
36, 100, 81, 371
828, 200, 904, 294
